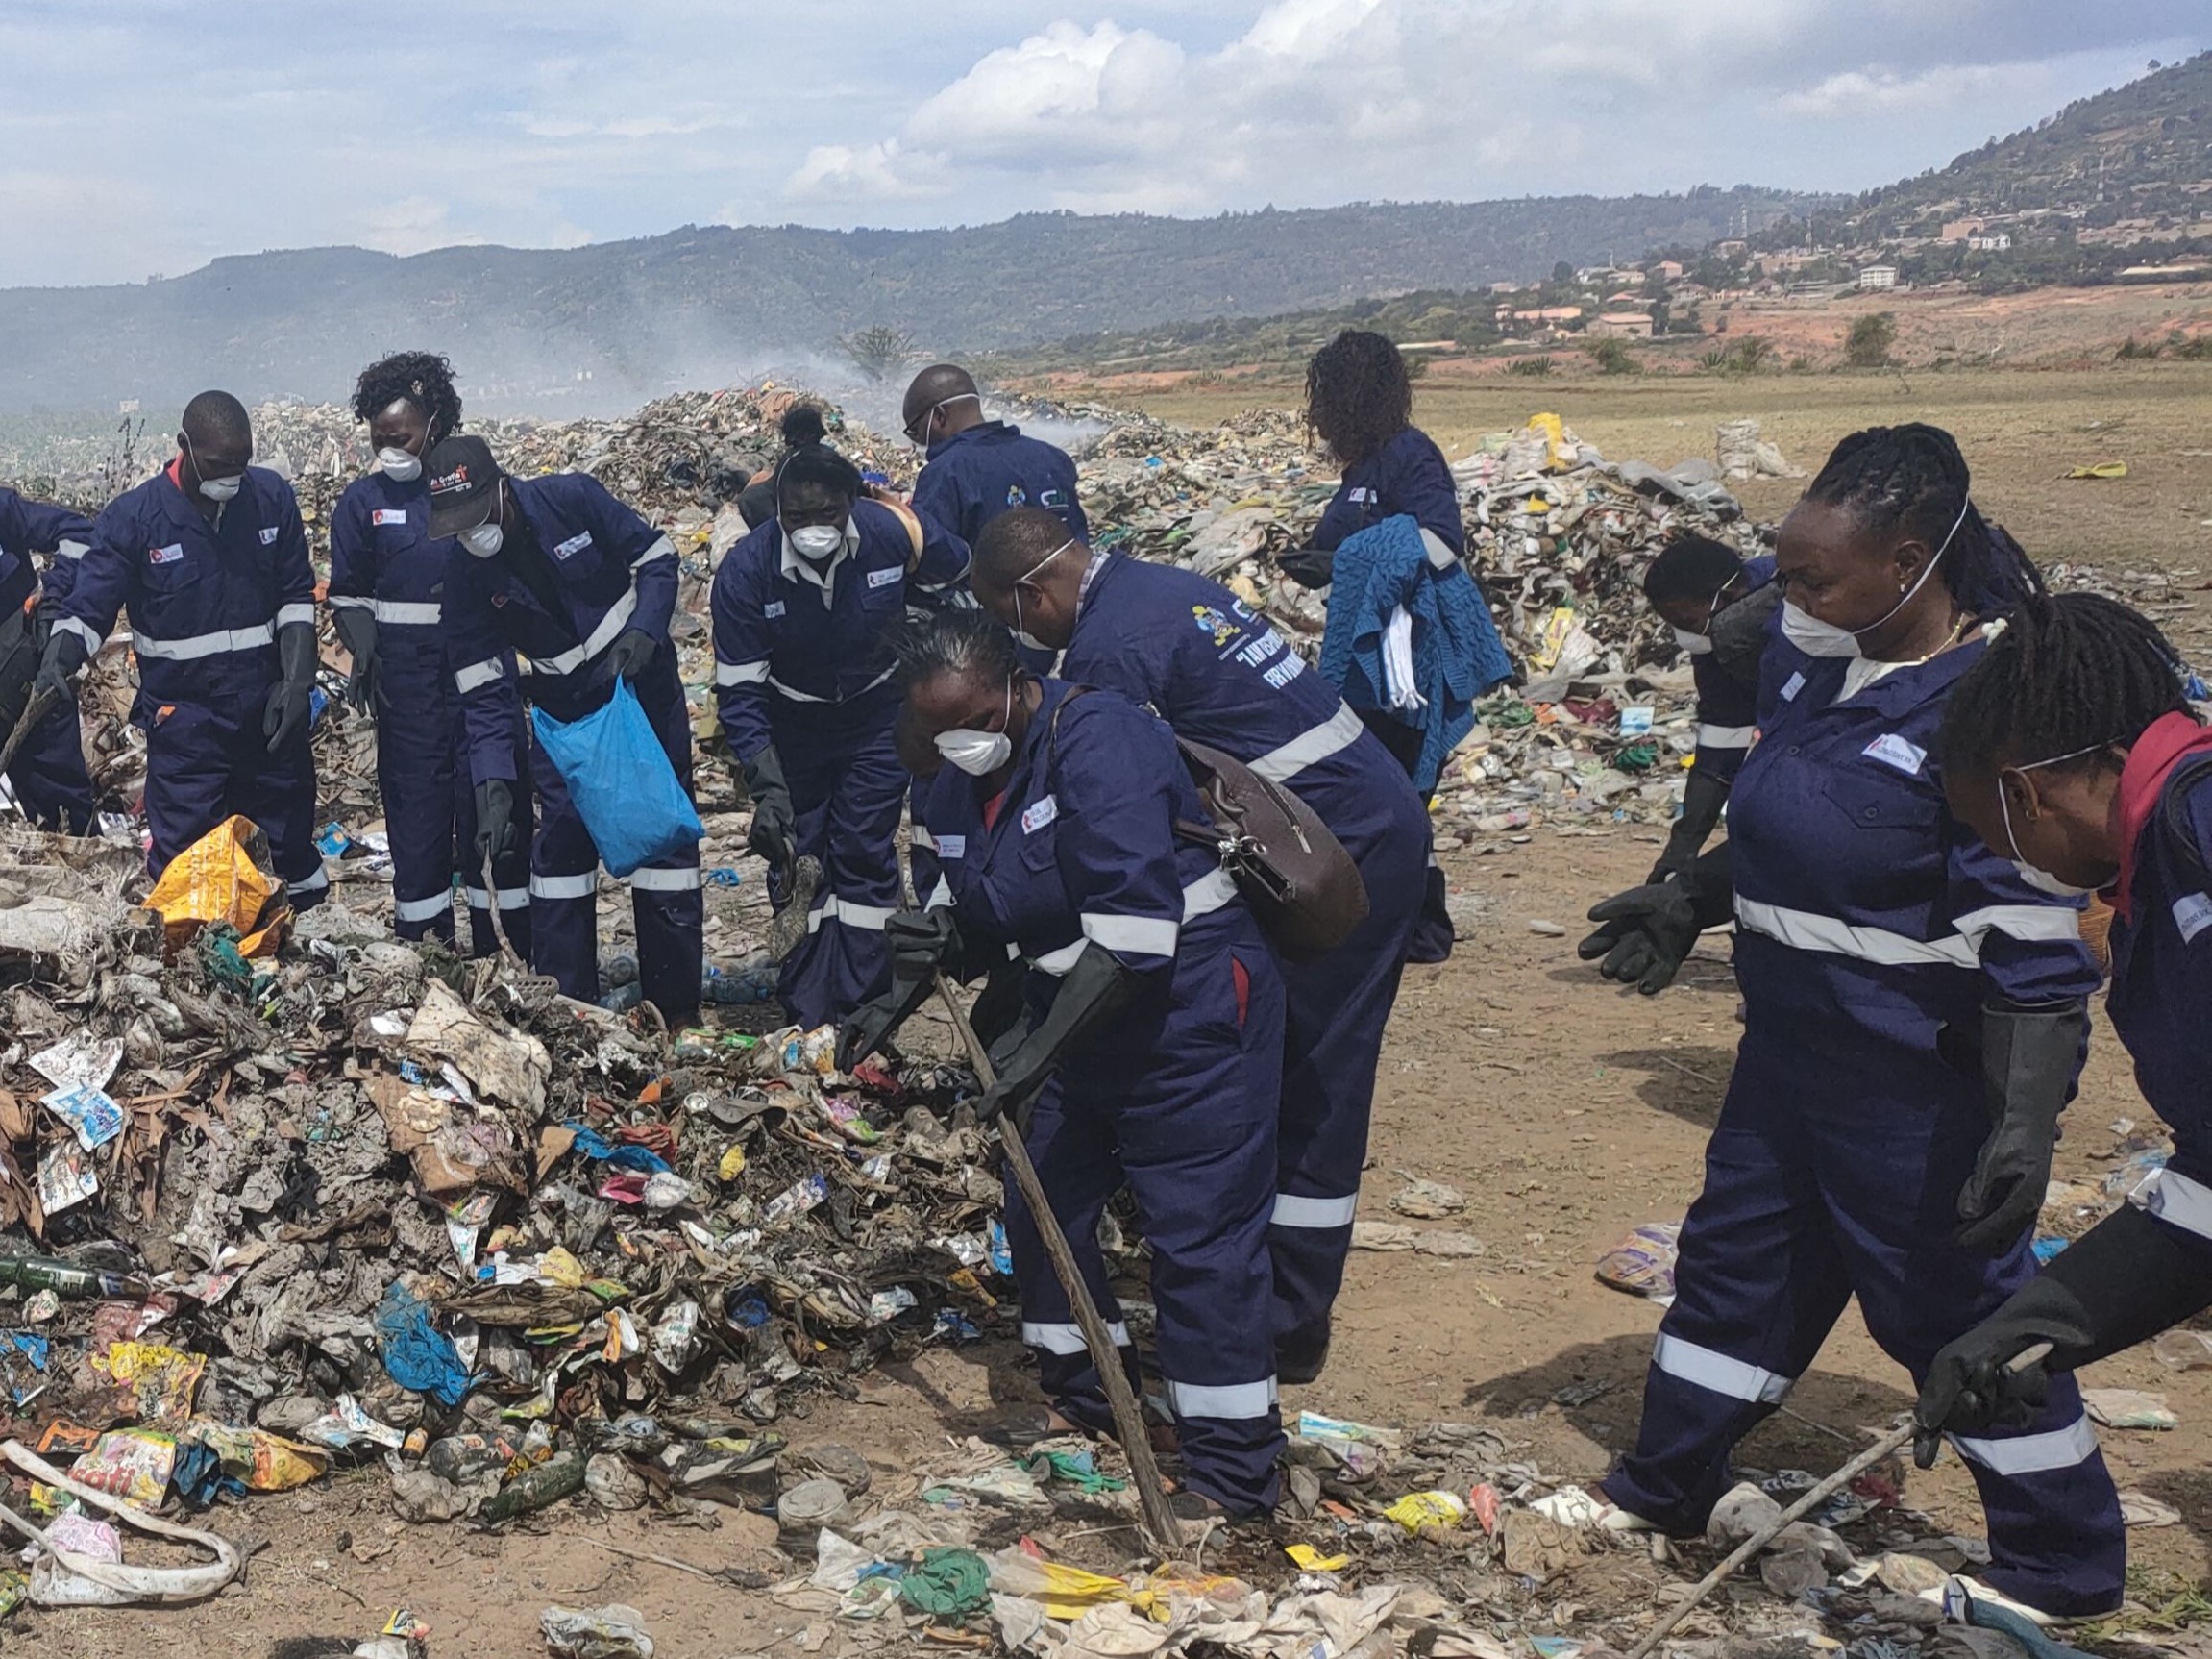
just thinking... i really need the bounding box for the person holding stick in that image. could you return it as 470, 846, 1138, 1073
880, 609, 1286, 1522
1585, 426, 2125, 1624
1915, 594, 2212, 1466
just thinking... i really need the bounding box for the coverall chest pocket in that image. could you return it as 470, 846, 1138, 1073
1821, 770, 1939, 859
545, 530, 606, 582
140, 543, 205, 601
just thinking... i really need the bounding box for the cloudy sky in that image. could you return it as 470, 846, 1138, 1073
0, 1, 2199, 288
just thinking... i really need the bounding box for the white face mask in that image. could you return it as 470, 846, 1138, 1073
1673, 627, 1713, 656
378, 446, 423, 483
1011, 537, 1073, 655
1781, 498, 1973, 661
789, 523, 843, 561
1996, 743, 2112, 898
935, 681, 1014, 777
199, 472, 242, 503
462, 520, 504, 558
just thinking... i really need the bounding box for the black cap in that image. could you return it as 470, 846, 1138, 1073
424, 434, 505, 539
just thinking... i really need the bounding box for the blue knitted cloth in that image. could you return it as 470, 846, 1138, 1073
1318, 514, 1511, 793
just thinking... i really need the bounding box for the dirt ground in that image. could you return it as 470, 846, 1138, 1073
1071, 362, 2212, 590
28, 360, 2212, 1655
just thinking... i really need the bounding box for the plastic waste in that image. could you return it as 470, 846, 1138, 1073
541, 1602, 654, 1659
584, 1453, 647, 1511
777, 1476, 850, 1541
2153, 1330, 2212, 1370
531, 681, 702, 878
481, 1454, 586, 1523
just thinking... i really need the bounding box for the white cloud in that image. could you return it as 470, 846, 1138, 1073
0, 0, 2200, 285
778, 0, 2204, 215
1774, 63, 2022, 120
784, 141, 951, 205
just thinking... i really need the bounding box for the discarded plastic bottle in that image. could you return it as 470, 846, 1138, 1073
0, 1254, 145, 1300
701, 957, 778, 1004
2152, 1330, 2212, 1371
480, 1452, 586, 1523
427, 1431, 522, 1484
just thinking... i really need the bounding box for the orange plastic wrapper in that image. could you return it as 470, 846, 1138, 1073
144, 814, 291, 958
182, 1423, 328, 1491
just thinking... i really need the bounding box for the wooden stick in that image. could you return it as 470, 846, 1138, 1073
0, 685, 61, 780
1625, 1342, 2055, 1659
932, 971, 1184, 1554
1624, 1422, 1912, 1659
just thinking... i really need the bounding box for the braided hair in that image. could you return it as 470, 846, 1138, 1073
1938, 591, 2191, 780
890, 606, 1021, 696
1802, 423, 2040, 614
1306, 330, 1412, 468
351, 351, 462, 441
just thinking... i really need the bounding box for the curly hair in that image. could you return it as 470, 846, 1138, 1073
351, 351, 463, 441
1305, 330, 1411, 468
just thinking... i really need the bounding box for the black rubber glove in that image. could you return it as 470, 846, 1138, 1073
35, 625, 88, 706
331, 606, 380, 711
0, 604, 37, 731
1954, 998, 2087, 1253
1580, 845, 1733, 995
837, 977, 935, 1072
1915, 1201, 2212, 1465
980, 945, 1137, 1135
264, 622, 317, 753
835, 907, 962, 1071
475, 778, 517, 868
887, 906, 960, 978
969, 963, 1027, 1059
742, 746, 797, 871
1651, 766, 1733, 882
1277, 548, 1337, 591
598, 627, 657, 683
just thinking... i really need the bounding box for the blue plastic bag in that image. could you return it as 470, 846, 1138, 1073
530, 680, 702, 878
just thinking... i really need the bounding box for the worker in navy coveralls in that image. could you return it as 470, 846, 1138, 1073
1278, 330, 1475, 962
0, 485, 98, 830
41, 391, 325, 903
424, 433, 701, 1026
711, 443, 970, 1028
328, 352, 531, 957
1583, 427, 2124, 1623
903, 363, 1088, 550
1915, 596, 2212, 1555
966, 507, 1426, 1386
883, 609, 1288, 1519
1637, 533, 1780, 876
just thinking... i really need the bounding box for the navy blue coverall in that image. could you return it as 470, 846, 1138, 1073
710, 498, 969, 1028
912, 681, 1288, 1514
1601, 634, 2126, 1618
2101, 715, 2212, 1265
330, 471, 532, 957
0, 487, 97, 831
1688, 556, 1774, 789
1057, 550, 1428, 1369
57, 463, 324, 903
442, 474, 699, 1016
1312, 425, 1470, 960
911, 420, 1088, 548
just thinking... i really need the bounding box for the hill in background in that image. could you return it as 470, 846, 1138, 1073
0, 192, 1819, 415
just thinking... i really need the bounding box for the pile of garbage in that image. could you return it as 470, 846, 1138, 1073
1066, 406, 1781, 840
0, 816, 1036, 1601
